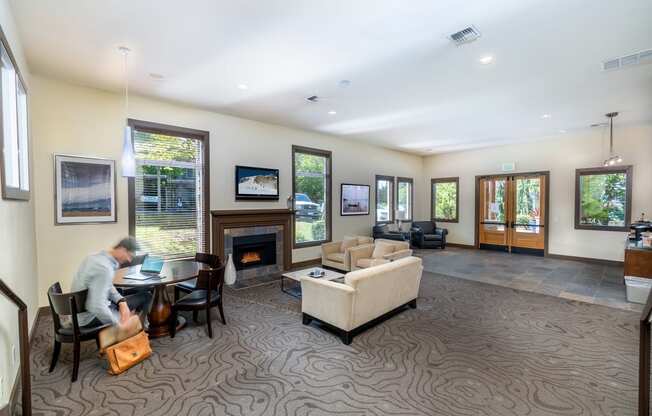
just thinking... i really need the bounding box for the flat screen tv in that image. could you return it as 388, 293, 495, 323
235, 165, 279, 200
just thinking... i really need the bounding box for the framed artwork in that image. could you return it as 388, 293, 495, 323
54, 154, 116, 224
235, 165, 279, 200
341, 183, 370, 216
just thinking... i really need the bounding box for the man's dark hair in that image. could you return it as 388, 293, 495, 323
114, 236, 139, 253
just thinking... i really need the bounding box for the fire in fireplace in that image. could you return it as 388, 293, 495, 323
232, 233, 277, 271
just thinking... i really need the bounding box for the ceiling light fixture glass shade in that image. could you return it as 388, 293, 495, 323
119, 46, 135, 177
602, 112, 621, 167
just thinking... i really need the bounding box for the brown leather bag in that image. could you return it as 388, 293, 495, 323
104, 331, 152, 375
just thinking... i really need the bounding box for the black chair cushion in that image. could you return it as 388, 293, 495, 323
57, 321, 111, 337
413, 221, 435, 234
175, 290, 221, 307
423, 234, 443, 241
177, 278, 197, 292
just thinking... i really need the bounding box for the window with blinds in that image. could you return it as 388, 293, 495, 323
131, 125, 207, 260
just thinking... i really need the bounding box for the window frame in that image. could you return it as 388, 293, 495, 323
291, 144, 332, 249
396, 176, 414, 222
0, 26, 30, 201
127, 119, 210, 256
375, 174, 395, 224
574, 165, 632, 232
431, 177, 460, 223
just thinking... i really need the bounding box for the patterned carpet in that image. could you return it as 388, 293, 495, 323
19, 271, 640, 415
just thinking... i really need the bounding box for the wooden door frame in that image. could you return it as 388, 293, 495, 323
474, 171, 550, 256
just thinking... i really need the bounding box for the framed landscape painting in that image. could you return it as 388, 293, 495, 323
341, 183, 370, 216
235, 165, 279, 200
54, 154, 116, 224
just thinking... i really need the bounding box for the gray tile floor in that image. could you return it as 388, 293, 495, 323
415, 247, 643, 312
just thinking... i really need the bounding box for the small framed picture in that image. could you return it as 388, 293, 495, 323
54, 154, 117, 224
341, 183, 370, 216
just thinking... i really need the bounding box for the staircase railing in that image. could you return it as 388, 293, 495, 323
0, 279, 31, 416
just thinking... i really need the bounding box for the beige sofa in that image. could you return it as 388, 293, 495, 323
348, 239, 412, 270
301, 256, 423, 344
321, 236, 374, 271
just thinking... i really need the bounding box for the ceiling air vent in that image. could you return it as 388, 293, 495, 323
305, 95, 319, 103
449, 26, 481, 46
602, 48, 652, 71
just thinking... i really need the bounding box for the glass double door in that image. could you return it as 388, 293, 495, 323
478, 174, 546, 254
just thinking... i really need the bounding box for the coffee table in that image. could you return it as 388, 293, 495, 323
281, 267, 345, 298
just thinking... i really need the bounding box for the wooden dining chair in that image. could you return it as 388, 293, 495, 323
169, 263, 226, 339
47, 282, 111, 382
173, 252, 221, 320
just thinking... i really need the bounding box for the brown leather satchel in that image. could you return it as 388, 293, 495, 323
103, 330, 152, 375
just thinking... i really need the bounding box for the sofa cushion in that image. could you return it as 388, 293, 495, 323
387, 223, 399, 232
356, 258, 389, 269
413, 221, 435, 234
341, 237, 358, 251
372, 242, 395, 259
423, 234, 443, 241
327, 252, 346, 263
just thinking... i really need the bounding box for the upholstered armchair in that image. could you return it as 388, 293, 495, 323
349, 239, 412, 270
321, 236, 374, 271
411, 221, 448, 249
372, 224, 409, 241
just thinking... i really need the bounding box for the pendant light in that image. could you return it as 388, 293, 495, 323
119, 46, 136, 177
603, 112, 622, 167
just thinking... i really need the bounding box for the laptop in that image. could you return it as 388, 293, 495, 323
124, 255, 165, 280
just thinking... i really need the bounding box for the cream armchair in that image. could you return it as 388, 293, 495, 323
321, 236, 374, 271
349, 239, 412, 270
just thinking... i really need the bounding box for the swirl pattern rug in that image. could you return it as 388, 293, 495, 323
20, 271, 639, 415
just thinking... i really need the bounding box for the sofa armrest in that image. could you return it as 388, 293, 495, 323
349, 244, 374, 269
383, 249, 412, 261
321, 241, 342, 259
301, 278, 356, 331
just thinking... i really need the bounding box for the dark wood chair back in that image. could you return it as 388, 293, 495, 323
195, 263, 226, 294
195, 252, 220, 268
47, 282, 89, 333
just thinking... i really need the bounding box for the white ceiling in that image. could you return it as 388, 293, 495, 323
10, 0, 652, 154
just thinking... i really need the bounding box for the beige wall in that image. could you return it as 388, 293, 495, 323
0, 0, 38, 408
30, 75, 425, 307
423, 124, 652, 261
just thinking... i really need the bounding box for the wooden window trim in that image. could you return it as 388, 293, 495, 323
375, 174, 395, 224
127, 119, 211, 253
292, 145, 332, 249
396, 176, 414, 222
0, 25, 30, 201
574, 165, 632, 232
431, 177, 460, 223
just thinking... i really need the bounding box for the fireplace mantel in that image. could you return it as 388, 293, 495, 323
211, 209, 293, 272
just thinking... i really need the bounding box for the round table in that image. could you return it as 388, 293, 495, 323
113, 260, 209, 338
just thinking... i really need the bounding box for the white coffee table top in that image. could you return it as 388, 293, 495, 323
282, 267, 345, 283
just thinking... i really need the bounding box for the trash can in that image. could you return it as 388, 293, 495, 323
625, 276, 652, 304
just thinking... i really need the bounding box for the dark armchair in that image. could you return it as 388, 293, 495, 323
410, 221, 448, 249
373, 224, 408, 242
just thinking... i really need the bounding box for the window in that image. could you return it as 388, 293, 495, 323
375, 175, 394, 223
128, 120, 209, 260
431, 177, 459, 222
0, 32, 29, 200
575, 166, 632, 231
396, 177, 413, 221
292, 145, 332, 247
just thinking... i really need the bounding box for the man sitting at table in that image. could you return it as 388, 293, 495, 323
71, 237, 153, 328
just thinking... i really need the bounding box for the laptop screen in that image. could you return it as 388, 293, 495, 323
140, 256, 164, 274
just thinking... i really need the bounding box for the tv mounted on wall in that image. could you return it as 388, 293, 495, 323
235, 165, 279, 200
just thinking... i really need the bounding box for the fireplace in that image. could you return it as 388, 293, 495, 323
232, 233, 277, 271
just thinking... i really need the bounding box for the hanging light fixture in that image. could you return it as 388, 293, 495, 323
119, 46, 136, 177
603, 112, 622, 167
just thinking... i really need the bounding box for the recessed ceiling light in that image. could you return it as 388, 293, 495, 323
149, 73, 164, 80
237, 83, 249, 90
541, 114, 551, 119
328, 110, 337, 115
559, 129, 567, 133
479, 55, 494, 65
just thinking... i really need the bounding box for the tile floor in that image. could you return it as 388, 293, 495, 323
416, 247, 643, 312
